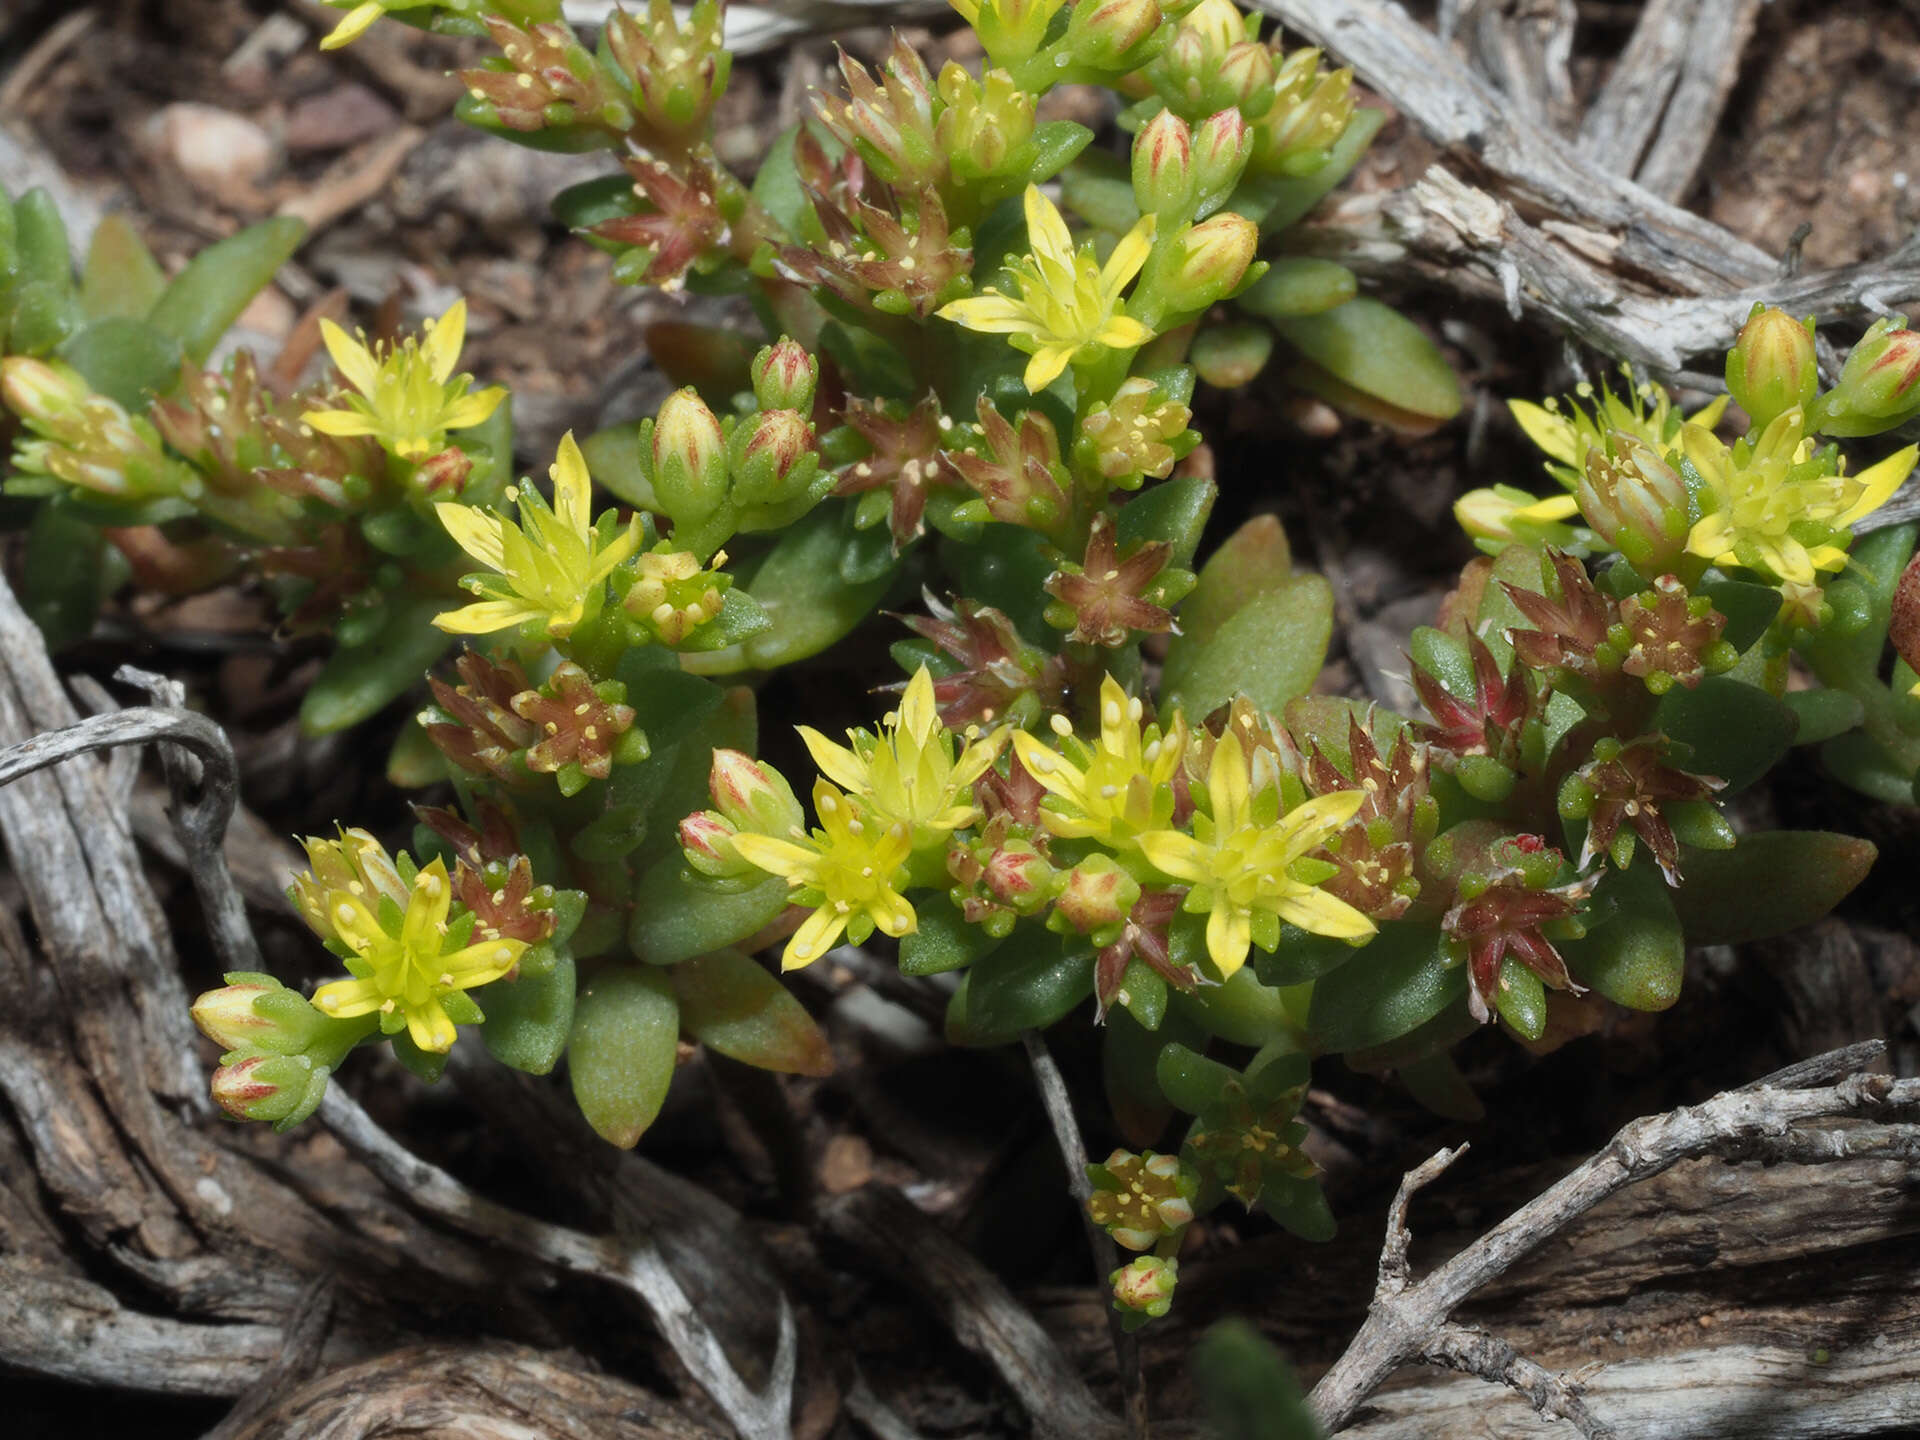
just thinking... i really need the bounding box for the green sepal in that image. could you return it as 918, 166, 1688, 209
672, 948, 834, 1076
454, 91, 616, 152
899, 891, 1004, 975
147, 215, 306, 366
1670, 831, 1877, 945
568, 964, 680, 1148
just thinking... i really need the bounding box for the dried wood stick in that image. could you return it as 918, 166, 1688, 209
1023, 1030, 1146, 1440
821, 1183, 1124, 1440
318, 1086, 798, 1440
1577, 0, 1695, 170
1633, 0, 1764, 203
1420, 1322, 1613, 1439
1309, 1056, 1920, 1433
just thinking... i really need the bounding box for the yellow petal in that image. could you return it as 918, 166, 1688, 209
867, 892, 917, 939
1099, 213, 1157, 299
1011, 729, 1072, 795
898, 666, 939, 744
443, 386, 507, 433
1684, 512, 1733, 564
312, 976, 383, 1018
406, 997, 457, 1054
432, 598, 545, 635
1021, 185, 1076, 270
550, 430, 592, 543
730, 832, 821, 882
1508, 399, 1578, 467
318, 316, 381, 395
1207, 731, 1251, 834
586, 516, 645, 586
1093, 315, 1155, 351
797, 727, 870, 795
319, 1, 386, 49
403, 857, 454, 957
938, 293, 1032, 334
302, 407, 379, 438
1835, 444, 1916, 527
1275, 887, 1376, 940
423, 298, 467, 384
783, 905, 847, 970
435, 502, 509, 570
1135, 829, 1210, 883
440, 936, 526, 984
1685, 393, 1731, 431
1023, 345, 1074, 393
1204, 903, 1251, 978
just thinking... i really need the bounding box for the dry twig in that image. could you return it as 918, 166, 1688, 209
1310, 1043, 1920, 1434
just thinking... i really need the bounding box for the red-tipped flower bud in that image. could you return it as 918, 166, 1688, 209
1049, 853, 1143, 942
647, 388, 729, 525
1067, 0, 1163, 71
1191, 109, 1253, 214
751, 338, 819, 414
709, 749, 806, 836
1132, 109, 1195, 218
1814, 315, 1920, 437
1726, 304, 1818, 430
728, 408, 820, 507
982, 838, 1057, 913
1109, 1254, 1179, 1323
1160, 212, 1260, 310
679, 809, 754, 880
1210, 40, 1276, 117
211, 1053, 329, 1128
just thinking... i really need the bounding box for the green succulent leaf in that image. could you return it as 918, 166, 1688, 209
673, 948, 834, 1076
478, 953, 577, 1075
1308, 923, 1464, 1054
568, 965, 679, 1148
147, 215, 306, 366
1191, 1320, 1323, 1440
1670, 831, 1877, 945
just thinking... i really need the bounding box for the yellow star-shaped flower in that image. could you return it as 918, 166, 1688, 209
1011, 673, 1187, 849
1682, 409, 1916, 588
938, 185, 1157, 392
797, 666, 1005, 843
729, 780, 918, 970
303, 298, 505, 461
1136, 731, 1374, 979
434, 431, 642, 639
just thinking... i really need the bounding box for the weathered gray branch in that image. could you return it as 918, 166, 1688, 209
1309, 1048, 1920, 1433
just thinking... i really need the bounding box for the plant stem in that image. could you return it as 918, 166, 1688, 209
1020, 1029, 1148, 1440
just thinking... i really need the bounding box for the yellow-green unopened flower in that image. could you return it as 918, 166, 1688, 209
729, 780, 918, 969
1682, 410, 1916, 587
435, 431, 642, 638
1136, 730, 1374, 978
297, 839, 526, 1054
939, 186, 1156, 392
1012, 674, 1187, 848
798, 666, 1004, 842
304, 298, 505, 460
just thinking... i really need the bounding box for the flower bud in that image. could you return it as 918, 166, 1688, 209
1183, 0, 1250, 51
1210, 40, 1275, 117
1191, 109, 1253, 214
1132, 110, 1195, 219
1049, 853, 1142, 941
1159, 212, 1259, 310
679, 809, 755, 880
624, 546, 726, 644
604, 0, 731, 145
211, 1053, 329, 1128
1254, 51, 1353, 175
1574, 433, 1691, 573
1089, 1149, 1197, 1250
709, 748, 806, 836
647, 388, 730, 525
751, 339, 818, 413
192, 974, 329, 1056
411, 446, 473, 498
728, 408, 820, 507
982, 837, 1056, 912
0, 355, 87, 425
965, 0, 1069, 67
1109, 1254, 1179, 1323
1453, 484, 1579, 552
1813, 315, 1920, 437
1726, 305, 1818, 430
1066, 0, 1163, 71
